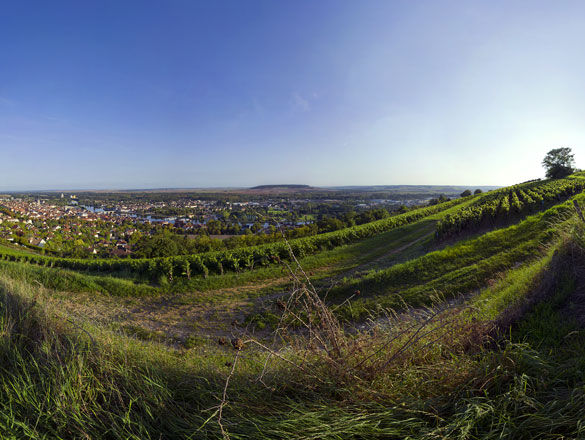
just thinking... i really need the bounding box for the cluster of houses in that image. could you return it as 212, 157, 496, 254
0, 197, 278, 255
0, 193, 415, 257
0, 199, 144, 256
0, 196, 315, 255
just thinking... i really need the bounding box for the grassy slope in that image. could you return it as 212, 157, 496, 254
329, 194, 578, 320
0, 189, 579, 348
0, 227, 576, 439
1, 179, 585, 438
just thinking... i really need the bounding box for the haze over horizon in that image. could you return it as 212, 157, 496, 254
2, 1, 585, 190
0, 183, 503, 193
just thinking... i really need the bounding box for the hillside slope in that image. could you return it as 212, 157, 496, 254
2, 174, 585, 438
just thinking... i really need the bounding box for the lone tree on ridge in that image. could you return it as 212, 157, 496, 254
542, 147, 576, 179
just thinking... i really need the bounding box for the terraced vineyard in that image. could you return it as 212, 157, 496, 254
435, 174, 585, 238
3, 174, 585, 438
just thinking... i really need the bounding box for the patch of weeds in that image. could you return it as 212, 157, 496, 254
187, 321, 205, 331
183, 335, 208, 349
120, 324, 166, 342
246, 309, 281, 330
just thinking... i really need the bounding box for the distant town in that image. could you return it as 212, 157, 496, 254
0, 185, 490, 258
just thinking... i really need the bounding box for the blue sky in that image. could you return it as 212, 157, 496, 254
2, 1, 585, 190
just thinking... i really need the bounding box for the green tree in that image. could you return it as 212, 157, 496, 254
542, 147, 575, 178
460, 190, 472, 197
474, 189, 483, 195
206, 219, 222, 235
251, 222, 263, 233
429, 194, 450, 206
133, 231, 180, 258
316, 217, 344, 232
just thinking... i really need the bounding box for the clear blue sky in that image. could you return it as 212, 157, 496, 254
2, 0, 585, 190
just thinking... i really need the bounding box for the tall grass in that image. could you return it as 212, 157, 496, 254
1, 204, 585, 438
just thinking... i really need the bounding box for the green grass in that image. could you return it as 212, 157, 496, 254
1, 184, 585, 438
0, 236, 576, 439
330, 196, 579, 320
424, 243, 585, 439
0, 242, 43, 257
0, 224, 584, 439
298, 214, 315, 222
0, 260, 157, 297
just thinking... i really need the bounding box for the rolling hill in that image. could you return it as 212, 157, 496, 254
2, 173, 585, 438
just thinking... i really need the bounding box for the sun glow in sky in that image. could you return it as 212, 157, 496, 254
2, 1, 585, 190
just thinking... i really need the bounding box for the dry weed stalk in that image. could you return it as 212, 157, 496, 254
215, 215, 493, 438
216, 348, 241, 440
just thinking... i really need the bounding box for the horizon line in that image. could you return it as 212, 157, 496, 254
0, 183, 504, 193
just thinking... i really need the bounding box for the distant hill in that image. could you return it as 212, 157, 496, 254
249, 184, 314, 190
245, 184, 320, 194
